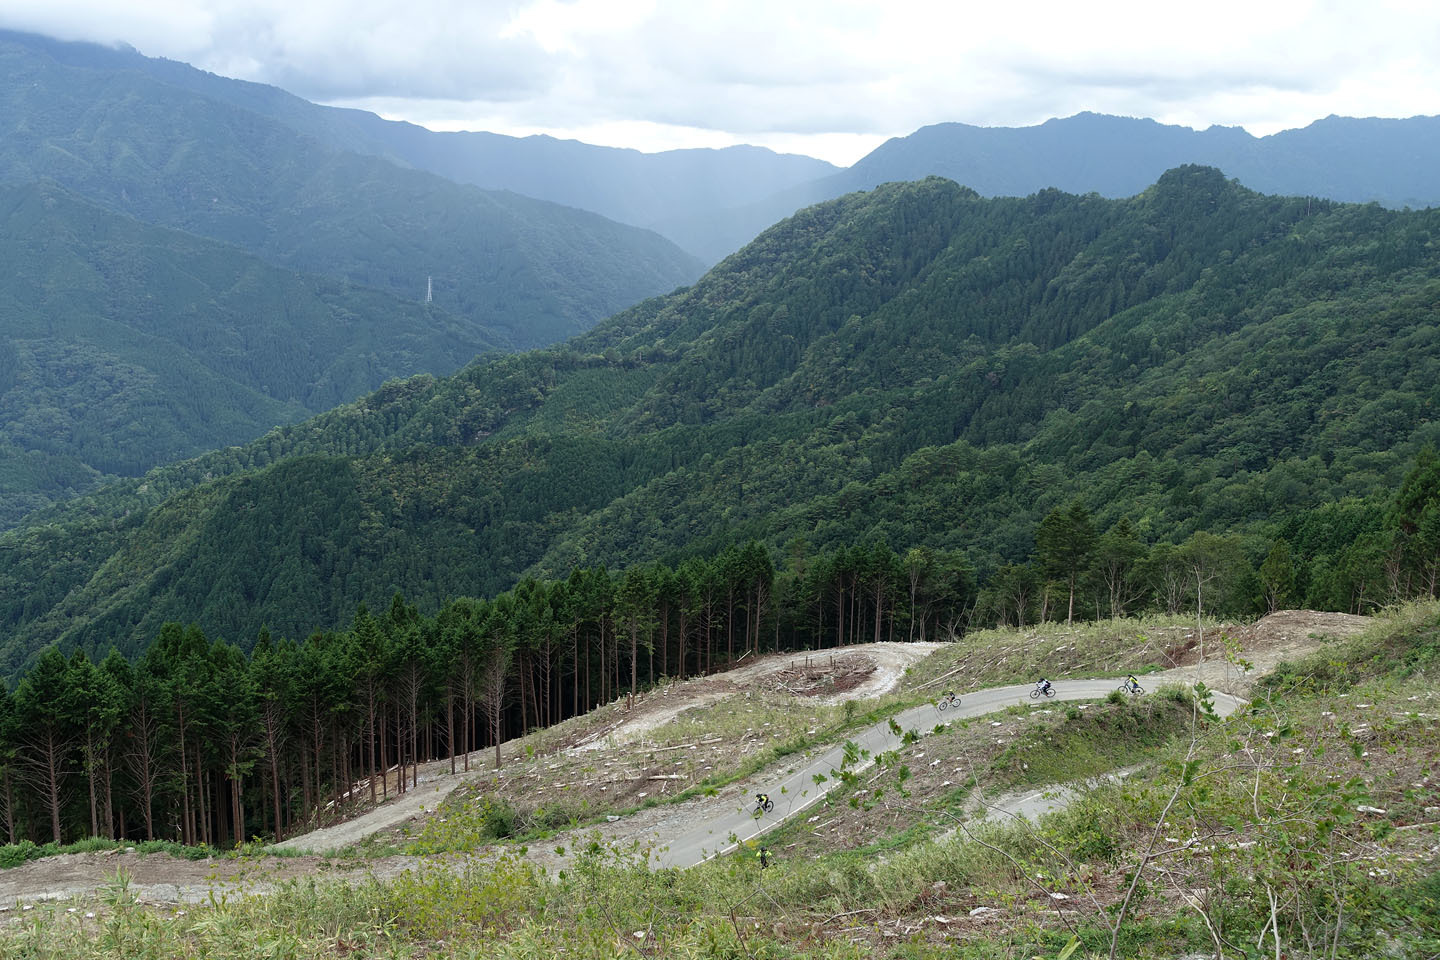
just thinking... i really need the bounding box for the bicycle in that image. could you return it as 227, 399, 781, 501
1029, 683, 1056, 700
753, 793, 774, 817
935, 691, 961, 712
1118, 680, 1145, 697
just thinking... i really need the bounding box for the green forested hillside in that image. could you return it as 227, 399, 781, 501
3, 168, 1439, 671
0, 33, 702, 349
0, 181, 506, 526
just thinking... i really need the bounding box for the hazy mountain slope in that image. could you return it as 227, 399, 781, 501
666, 111, 1440, 260
0, 29, 835, 262
320, 125, 839, 255
3, 169, 1438, 670
1245, 115, 1440, 207
840, 113, 1440, 205
0, 180, 506, 526
0, 32, 703, 349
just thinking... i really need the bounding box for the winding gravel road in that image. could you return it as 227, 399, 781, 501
0, 678, 1244, 906
647, 679, 1245, 868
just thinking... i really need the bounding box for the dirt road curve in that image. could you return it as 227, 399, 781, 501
272, 771, 469, 854
626, 677, 1245, 868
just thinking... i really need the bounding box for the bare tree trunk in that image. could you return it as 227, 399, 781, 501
755, 579, 769, 655
176, 707, 192, 844
365, 685, 378, 804
482, 647, 512, 770
1, 767, 15, 844
267, 724, 284, 842
571, 629, 581, 721
83, 729, 99, 838
42, 730, 65, 843
676, 609, 688, 680
196, 750, 209, 846
102, 750, 115, 839
726, 586, 735, 664
873, 579, 883, 645
299, 733, 313, 814
380, 710, 389, 799
629, 617, 639, 704
518, 656, 529, 733
540, 638, 553, 728
447, 682, 456, 774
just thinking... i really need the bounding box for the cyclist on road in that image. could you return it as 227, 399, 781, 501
1036, 678, 1052, 696
1125, 674, 1142, 693
755, 792, 772, 813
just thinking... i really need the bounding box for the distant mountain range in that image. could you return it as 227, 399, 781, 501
4, 167, 1437, 672
13, 30, 1437, 265
664, 112, 1440, 260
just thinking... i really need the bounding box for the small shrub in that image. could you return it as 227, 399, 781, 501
0, 840, 47, 868
1156, 683, 1193, 705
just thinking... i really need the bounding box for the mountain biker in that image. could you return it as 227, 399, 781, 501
1036, 678, 1052, 696
755, 792, 771, 811
1125, 674, 1141, 693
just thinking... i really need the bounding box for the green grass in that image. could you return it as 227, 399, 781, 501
901, 613, 1224, 694
0, 837, 230, 870
1260, 601, 1440, 697
986, 696, 1197, 790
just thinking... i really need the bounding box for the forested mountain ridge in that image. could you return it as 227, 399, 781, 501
664, 111, 1440, 260
0, 28, 835, 263
0, 31, 703, 349
3, 168, 1439, 673
0, 181, 506, 527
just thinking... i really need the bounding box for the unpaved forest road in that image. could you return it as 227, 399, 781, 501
272, 770, 468, 853
570, 678, 1245, 869
0, 615, 1364, 907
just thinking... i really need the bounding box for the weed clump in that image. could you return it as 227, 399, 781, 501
0, 837, 219, 870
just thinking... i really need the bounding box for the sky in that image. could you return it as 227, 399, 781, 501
3, 0, 1439, 166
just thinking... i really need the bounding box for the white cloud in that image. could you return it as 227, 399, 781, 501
3, 0, 1439, 163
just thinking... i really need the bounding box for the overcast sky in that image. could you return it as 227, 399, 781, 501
4, 0, 1439, 165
